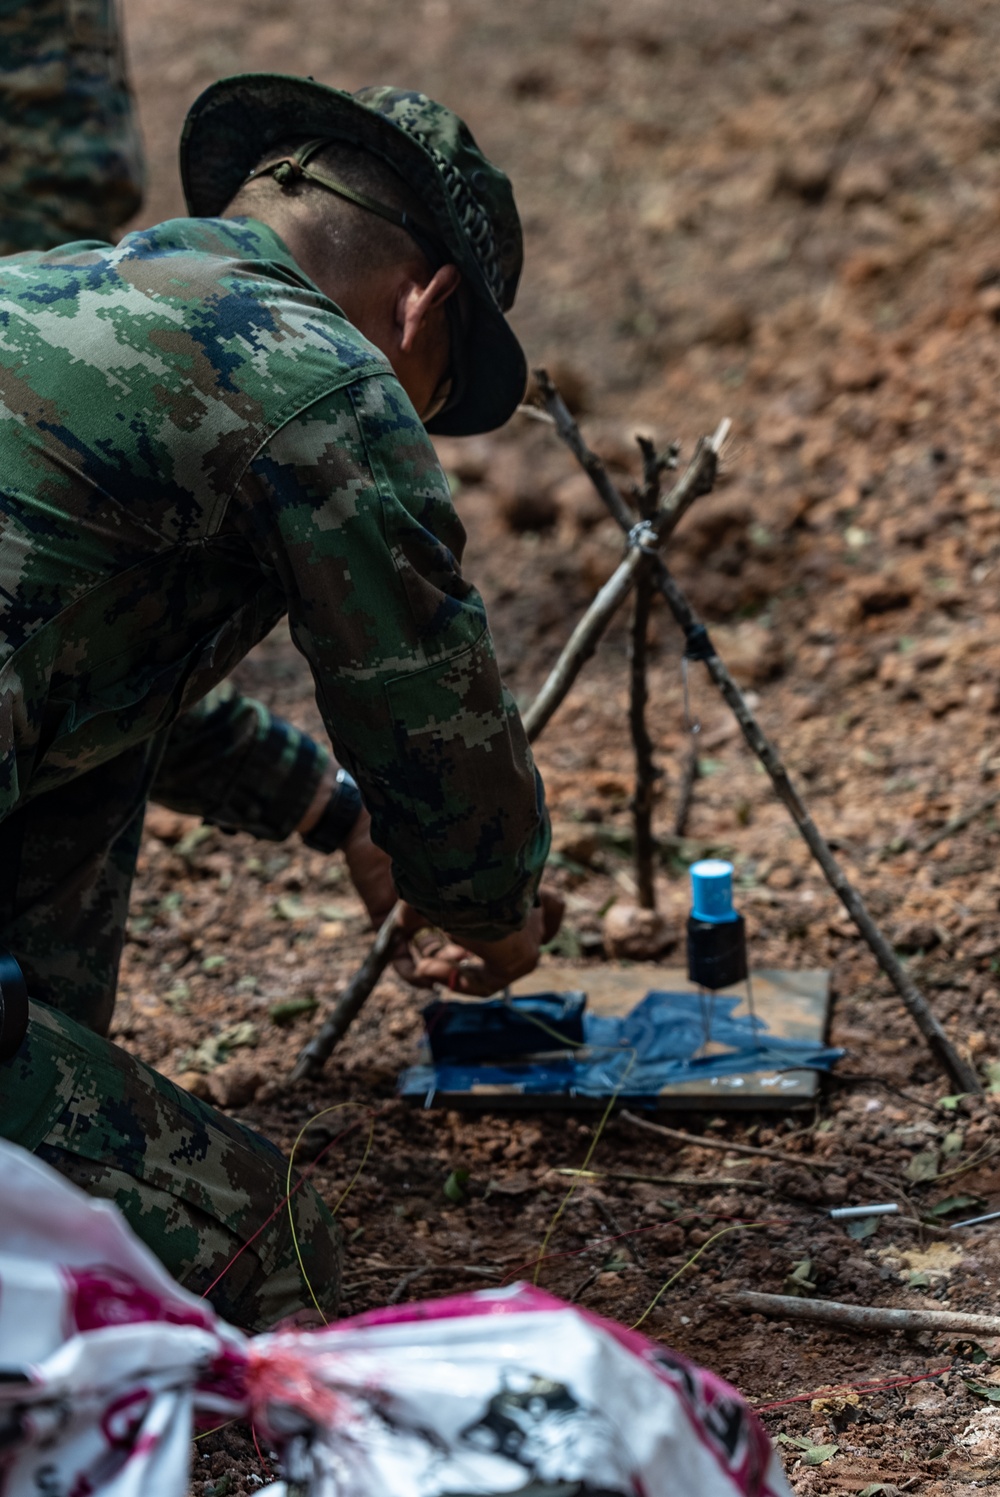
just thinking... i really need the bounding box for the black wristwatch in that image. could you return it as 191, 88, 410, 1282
301, 767, 364, 853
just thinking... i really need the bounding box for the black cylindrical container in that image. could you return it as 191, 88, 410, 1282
687, 913, 748, 991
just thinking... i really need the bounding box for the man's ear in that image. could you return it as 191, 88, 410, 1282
397, 264, 460, 354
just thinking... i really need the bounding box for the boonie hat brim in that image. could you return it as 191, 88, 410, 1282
180, 73, 527, 436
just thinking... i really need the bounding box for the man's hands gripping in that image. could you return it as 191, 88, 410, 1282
335, 802, 564, 997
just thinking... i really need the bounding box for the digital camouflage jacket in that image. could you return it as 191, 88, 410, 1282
0, 216, 548, 939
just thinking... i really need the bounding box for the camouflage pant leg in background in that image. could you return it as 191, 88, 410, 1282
0, 0, 144, 253
0, 736, 158, 1035
0, 999, 343, 1332
0, 685, 327, 1035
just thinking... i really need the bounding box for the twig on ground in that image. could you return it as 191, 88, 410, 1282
556, 1167, 769, 1192
535, 374, 981, 1098
932, 1143, 1000, 1184
569, 1266, 604, 1303
387, 1267, 429, 1305
620, 1110, 842, 1170
914, 789, 1000, 856
725, 1290, 1000, 1338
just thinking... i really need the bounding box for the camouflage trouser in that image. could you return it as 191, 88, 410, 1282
0, 999, 342, 1332
0, 0, 144, 254
0, 683, 326, 1034
0, 684, 334, 1329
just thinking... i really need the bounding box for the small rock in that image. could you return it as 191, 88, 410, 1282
550, 819, 601, 867
835, 160, 891, 204
774, 149, 832, 203
694, 298, 755, 347
489, 449, 559, 532
769, 1166, 825, 1204
846, 575, 913, 619
712, 621, 784, 686
656, 1223, 686, 1254
602, 903, 673, 960
893, 919, 940, 953
686, 1227, 714, 1248
144, 805, 196, 844
552, 471, 610, 533
210, 1062, 263, 1110
830, 354, 886, 392
822, 1175, 849, 1205
176, 1070, 214, 1102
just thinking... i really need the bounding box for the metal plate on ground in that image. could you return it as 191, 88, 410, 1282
409, 965, 831, 1112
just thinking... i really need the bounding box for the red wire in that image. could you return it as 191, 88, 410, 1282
200, 1107, 382, 1301
251, 1418, 271, 1475
753, 1365, 952, 1412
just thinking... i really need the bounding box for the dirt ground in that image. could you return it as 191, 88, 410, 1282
114, 1, 1000, 1491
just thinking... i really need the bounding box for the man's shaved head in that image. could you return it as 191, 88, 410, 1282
226, 137, 433, 282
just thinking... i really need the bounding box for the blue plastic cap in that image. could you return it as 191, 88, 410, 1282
690, 859, 738, 924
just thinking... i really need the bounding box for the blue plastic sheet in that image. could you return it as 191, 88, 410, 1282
399, 988, 843, 1101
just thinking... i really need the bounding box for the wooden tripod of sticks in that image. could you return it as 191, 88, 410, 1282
291, 375, 980, 1096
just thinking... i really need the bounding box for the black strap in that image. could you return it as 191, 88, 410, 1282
244, 137, 448, 269
683, 623, 716, 662
0, 950, 28, 1062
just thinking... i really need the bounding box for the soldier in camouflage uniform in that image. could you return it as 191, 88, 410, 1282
0, 0, 144, 254
0, 73, 556, 1329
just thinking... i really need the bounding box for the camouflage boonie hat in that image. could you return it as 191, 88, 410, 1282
180, 73, 527, 435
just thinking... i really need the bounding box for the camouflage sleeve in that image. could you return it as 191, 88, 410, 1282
150, 682, 330, 843
231, 373, 549, 940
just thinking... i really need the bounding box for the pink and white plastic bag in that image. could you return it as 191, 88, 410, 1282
0, 1140, 792, 1497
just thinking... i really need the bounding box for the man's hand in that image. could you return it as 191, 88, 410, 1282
393, 889, 564, 996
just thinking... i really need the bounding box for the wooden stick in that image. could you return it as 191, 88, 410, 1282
521, 546, 647, 743
725, 1290, 1000, 1338
290, 900, 403, 1081
620, 1109, 841, 1169
915, 788, 1000, 856
521, 419, 722, 742
629, 437, 663, 909
556, 1167, 769, 1192
536, 377, 981, 1098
